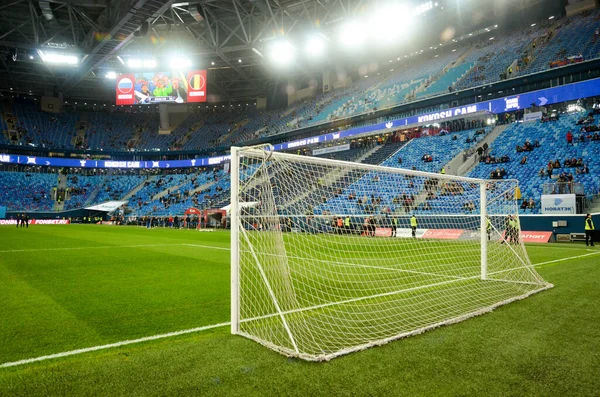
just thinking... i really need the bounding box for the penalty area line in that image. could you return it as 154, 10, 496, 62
0, 322, 231, 369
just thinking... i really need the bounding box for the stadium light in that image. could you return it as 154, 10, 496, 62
127, 58, 156, 68
105, 71, 117, 79
305, 35, 326, 58
169, 58, 192, 69
37, 50, 78, 65
268, 39, 295, 67
369, 3, 413, 45
143, 59, 157, 68
339, 20, 367, 48
127, 59, 142, 68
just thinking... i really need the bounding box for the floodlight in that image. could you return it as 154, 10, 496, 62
268, 40, 295, 66
105, 71, 117, 79
305, 36, 326, 57
339, 21, 367, 48
38, 50, 78, 65
170, 58, 192, 69
369, 4, 412, 44
143, 59, 157, 68
127, 59, 142, 68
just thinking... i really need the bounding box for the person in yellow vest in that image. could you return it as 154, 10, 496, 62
514, 186, 522, 200
391, 217, 398, 237
585, 214, 595, 247
344, 216, 351, 234
440, 167, 446, 174
410, 214, 418, 238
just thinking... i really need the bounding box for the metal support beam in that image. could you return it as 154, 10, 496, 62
0, 20, 31, 41
28, 0, 38, 45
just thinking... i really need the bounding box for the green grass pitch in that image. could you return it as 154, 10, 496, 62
0, 225, 599, 396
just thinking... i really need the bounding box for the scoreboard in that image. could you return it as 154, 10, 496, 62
116, 70, 207, 105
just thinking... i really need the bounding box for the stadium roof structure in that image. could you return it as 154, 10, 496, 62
0, 0, 564, 103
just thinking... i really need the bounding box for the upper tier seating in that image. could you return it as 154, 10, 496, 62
520, 10, 600, 76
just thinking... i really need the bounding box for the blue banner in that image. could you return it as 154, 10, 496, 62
0, 206, 5, 219
2, 77, 600, 169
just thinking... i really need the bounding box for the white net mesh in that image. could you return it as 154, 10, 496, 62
231, 146, 553, 361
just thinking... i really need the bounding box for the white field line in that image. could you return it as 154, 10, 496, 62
0, 249, 597, 369
530, 251, 600, 267
0, 243, 187, 253
0, 322, 230, 368
182, 243, 230, 251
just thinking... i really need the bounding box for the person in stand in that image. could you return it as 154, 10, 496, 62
585, 213, 595, 247
410, 214, 418, 238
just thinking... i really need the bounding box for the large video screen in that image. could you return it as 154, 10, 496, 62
116, 70, 207, 105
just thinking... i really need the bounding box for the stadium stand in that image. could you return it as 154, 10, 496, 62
0, 12, 599, 154
0, 171, 57, 211
314, 128, 488, 215
468, 112, 600, 213
519, 10, 600, 76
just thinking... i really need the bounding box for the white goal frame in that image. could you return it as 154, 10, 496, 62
230, 145, 552, 361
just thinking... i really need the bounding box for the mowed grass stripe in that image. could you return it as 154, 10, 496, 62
0, 226, 232, 363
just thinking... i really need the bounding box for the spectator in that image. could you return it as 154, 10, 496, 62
520, 200, 528, 210
538, 168, 546, 177
566, 130, 573, 145
520, 156, 527, 165
527, 198, 536, 209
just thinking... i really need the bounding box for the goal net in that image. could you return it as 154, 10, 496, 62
230, 145, 553, 361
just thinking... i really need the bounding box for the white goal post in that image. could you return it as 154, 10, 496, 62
230, 145, 553, 361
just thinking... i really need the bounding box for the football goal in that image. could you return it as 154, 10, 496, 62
230, 145, 552, 361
